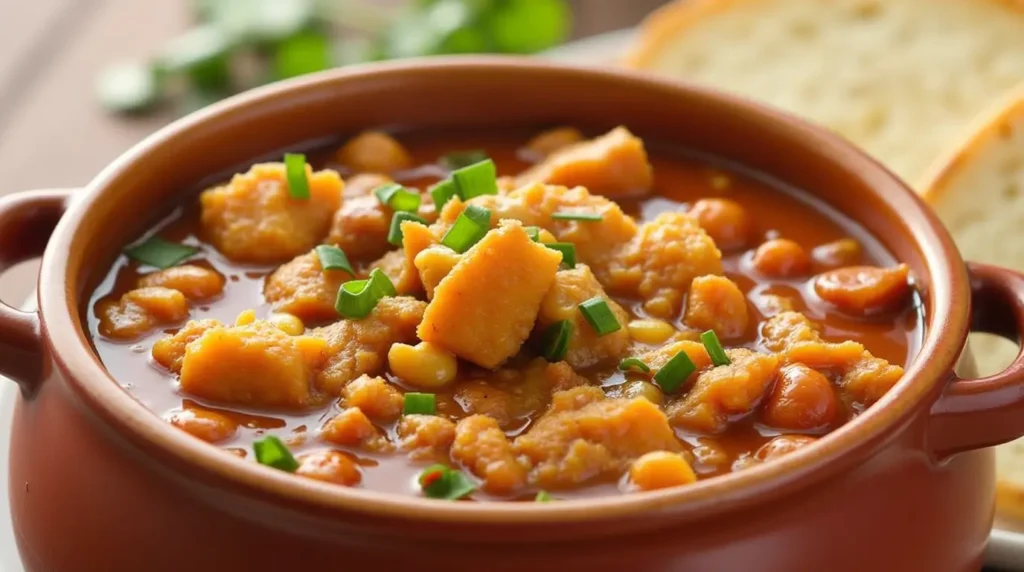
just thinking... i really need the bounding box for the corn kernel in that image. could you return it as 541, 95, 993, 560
269, 313, 305, 335
537, 229, 557, 244
388, 341, 458, 389
628, 318, 675, 345
629, 451, 697, 491
235, 309, 256, 326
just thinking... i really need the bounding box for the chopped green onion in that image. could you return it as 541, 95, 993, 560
700, 330, 731, 366
540, 320, 572, 362
551, 211, 603, 222
440, 204, 491, 253
452, 159, 498, 200
314, 245, 354, 276
374, 183, 422, 213
418, 464, 477, 500
545, 242, 576, 269
618, 357, 651, 374
430, 179, 458, 209
524, 226, 541, 242
535, 490, 553, 502
578, 297, 621, 337
252, 435, 299, 473
441, 150, 489, 171
403, 392, 436, 415
125, 237, 198, 269
652, 350, 697, 394
388, 212, 429, 246
335, 268, 396, 319
283, 153, 311, 199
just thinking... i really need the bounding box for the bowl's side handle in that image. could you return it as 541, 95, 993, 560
928, 262, 1024, 458
0, 189, 74, 394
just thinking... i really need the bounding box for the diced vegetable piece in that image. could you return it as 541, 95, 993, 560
335, 268, 396, 319
418, 464, 477, 500
125, 237, 198, 269
403, 392, 437, 415
441, 150, 488, 171
314, 244, 354, 275
430, 179, 458, 209
387, 212, 428, 246
452, 159, 498, 199
284, 153, 311, 199
578, 296, 622, 336
551, 211, 602, 222
253, 436, 299, 472
535, 490, 553, 502
652, 350, 697, 393
540, 320, 572, 362
545, 242, 576, 268
440, 204, 491, 253
700, 330, 730, 366
618, 357, 651, 374
374, 183, 422, 213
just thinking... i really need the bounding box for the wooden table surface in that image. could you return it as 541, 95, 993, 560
0, 0, 664, 304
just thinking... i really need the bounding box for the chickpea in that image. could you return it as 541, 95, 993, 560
523, 126, 584, 159
813, 264, 911, 316
235, 309, 256, 326
627, 318, 675, 345
165, 408, 238, 443
335, 131, 412, 174
755, 435, 818, 462
388, 341, 458, 389
761, 364, 839, 431
751, 238, 810, 278
295, 450, 362, 486
812, 238, 862, 269
536, 228, 558, 244
268, 313, 305, 336
629, 451, 697, 491
689, 198, 754, 251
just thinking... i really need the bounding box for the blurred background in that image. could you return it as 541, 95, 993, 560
0, 0, 666, 303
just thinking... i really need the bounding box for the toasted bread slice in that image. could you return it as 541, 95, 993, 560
625, 0, 1024, 186
920, 85, 1024, 522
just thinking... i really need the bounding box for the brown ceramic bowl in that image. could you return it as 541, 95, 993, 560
2, 58, 1023, 572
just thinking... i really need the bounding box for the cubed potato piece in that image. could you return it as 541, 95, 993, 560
264, 250, 352, 323
152, 319, 224, 372
513, 397, 680, 489
178, 321, 329, 409
414, 245, 461, 299
607, 212, 722, 319
341, 374, 404, 421
138, 265, 225, 300
335, 131, 412, 174
367, 221, 439, 295
516, 127, 653, 197
418, 221, 561, 368
536, 264, 630, 369
522, 126, 585, 160
666, 349, 780, 434
684, 275, 749, 339
311, 296, 425, 395
96, 287, 190, 340
200, 163, 342, 263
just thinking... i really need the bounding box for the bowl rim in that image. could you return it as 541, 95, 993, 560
37, 56, 968, 526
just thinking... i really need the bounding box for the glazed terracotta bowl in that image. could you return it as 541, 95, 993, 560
3, 58, 1023, 572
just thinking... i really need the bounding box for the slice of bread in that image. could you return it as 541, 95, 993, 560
920, 86, 1024, 523
625, 0, 1024, 186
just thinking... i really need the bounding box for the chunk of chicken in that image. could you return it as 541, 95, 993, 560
451, 415, 528, 495
311, 296, 425, 395
177, 320, 329, 409
535, 265, 630, 369
341, 374, 404, 421
517, 127, 653, 197
397, 414, 456, 461
264, 250, 352, 323
96, 287, 190, 340
419, 221, 561, 368
152, 318, 224, 372
513, 396, 680, 489
138, 265, 225, 300
666, 348, 780, 434
606, 212, 722, 319
326, 192, 438, 263
200, 163, 343, 263
683, 275, 749, 339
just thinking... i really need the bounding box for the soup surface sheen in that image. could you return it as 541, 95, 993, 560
88, 127, 921, 501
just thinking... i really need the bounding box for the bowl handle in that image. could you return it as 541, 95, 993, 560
0, 189, 74, 394
928, 262, 1024, 458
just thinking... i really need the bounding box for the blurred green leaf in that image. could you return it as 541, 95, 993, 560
273, 30, 332, 80
176, 86, 232, 117
488, 0, 570, 54
157, 25, 233, 90
335, 38, 382, 66
208, 0, 316, 44
96, 60, 159, 113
